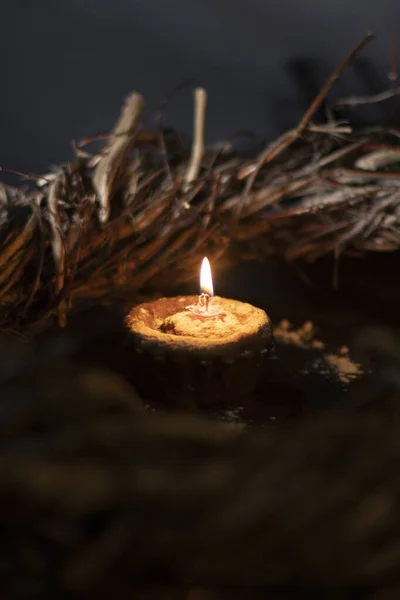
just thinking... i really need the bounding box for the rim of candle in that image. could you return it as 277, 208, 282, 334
126, 296, 273, 355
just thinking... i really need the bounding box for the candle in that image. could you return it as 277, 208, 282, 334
125, 258, 273, 409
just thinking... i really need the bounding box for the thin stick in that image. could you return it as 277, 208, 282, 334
298, 32, 374, 131
238, 32, 374, 181
0, 166, 52, 184
93, 92, 144, 224
355, 149, 400, 171
334, 87, 400, 108
48, 174, 67, 327
183, 87, 208, 191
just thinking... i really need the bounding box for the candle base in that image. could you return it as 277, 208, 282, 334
125, 295, 274, 409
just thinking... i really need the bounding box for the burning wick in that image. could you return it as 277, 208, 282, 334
187, 257, 223, 318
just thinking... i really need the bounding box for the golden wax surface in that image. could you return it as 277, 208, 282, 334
126, 296, 272, 357
161, 308, 241, 340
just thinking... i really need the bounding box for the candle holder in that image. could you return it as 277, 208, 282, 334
125, 295, 273, 409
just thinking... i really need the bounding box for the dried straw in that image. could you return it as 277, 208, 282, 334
1, 32, 400, 332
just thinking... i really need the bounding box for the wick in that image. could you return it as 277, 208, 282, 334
199, 293, 210, 312
186, 292, 223, 318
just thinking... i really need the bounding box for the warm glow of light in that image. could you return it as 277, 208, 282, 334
200, 257, 214, 296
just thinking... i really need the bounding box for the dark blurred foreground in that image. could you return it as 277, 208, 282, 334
0, 263, 400, 600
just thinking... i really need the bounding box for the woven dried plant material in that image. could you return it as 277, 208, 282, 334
2, 33, 399, 333
125, 296, 273, 408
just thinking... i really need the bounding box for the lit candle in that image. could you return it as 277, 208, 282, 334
125, 257, 274, 408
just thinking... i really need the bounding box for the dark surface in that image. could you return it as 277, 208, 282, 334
1, 322, 400, 599
0, 251, 398, 599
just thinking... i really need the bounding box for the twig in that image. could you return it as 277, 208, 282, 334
234, 34, 374, 219
355, 149, 400, 170
334, 87, 400, 108
183, 87, 208, 192
308, 122, 352, 135
47, 173, 67, 327
323, 167, 400, 180
0, 216, 35, 272
0, 166, 52, 185
22, 197, 46, 316
298, 32, 374, 129
238, 32, 374, 183
93, 92, 144, 223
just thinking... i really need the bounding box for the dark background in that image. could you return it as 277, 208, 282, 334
0, 0, 399, 176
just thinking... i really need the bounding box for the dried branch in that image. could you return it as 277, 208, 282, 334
355, 149, 400, 170
334, 87, 400, 108
183, 87, 208, 192
238, 31, 374, 181
2, 33, 400, 331
93, 92, 144, 223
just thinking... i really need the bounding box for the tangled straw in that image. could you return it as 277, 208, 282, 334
1, 32, 400, 332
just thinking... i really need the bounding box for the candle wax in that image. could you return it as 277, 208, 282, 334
161, 309, 241, 340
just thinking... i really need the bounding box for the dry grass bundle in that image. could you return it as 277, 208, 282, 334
1, 32, 400, 332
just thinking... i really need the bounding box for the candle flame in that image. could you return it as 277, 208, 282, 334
200, 257, 213, 296
186, 256, 222, 316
